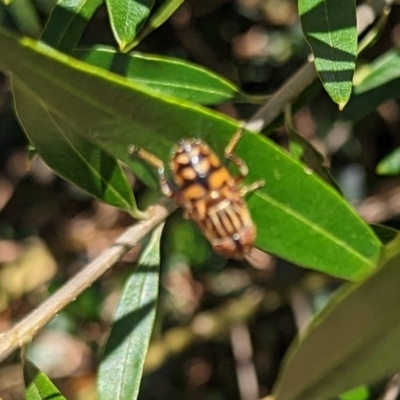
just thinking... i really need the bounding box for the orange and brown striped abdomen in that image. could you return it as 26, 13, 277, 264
200, 196, 256, 259
170, 139, 256, 259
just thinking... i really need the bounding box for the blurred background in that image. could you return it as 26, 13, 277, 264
1, 0, 400, 399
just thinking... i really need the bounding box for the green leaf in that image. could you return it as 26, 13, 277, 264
12, 79, 138, 215
161, 209, 216, 269
126, 0, 185, 49
299, 0, 357, 107
370, 224, 398, 245
377, 147, 400, 175
41, 0, 103, 53
341, 49, 400, 122
273, 236, 400, 400
7, 0, 41, 37
339, 386, 370, 400
106, 0, 154, 50
285, 106, 340, 191
98, 224, 162, 400
75, 46, 244, 105
24, 361, 66, 400
355, 49, 400, 94
0, 27, 382, 279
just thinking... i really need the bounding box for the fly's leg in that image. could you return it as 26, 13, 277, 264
224, 124, 248, 181
128, 145, 173, 197
239, 180, 265, 196
225, 125, 265, 195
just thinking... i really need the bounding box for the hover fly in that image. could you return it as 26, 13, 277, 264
129, 127, 264, 259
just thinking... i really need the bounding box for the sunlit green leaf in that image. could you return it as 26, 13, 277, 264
0, 27, 382, 279
339, 386, 370, 400
299, 0, 357, 107
41, 0, 102, 53
106, 0, 154, 50
75, 46, 245, 105
98, 225, 162, 400
24, 361, 66, 400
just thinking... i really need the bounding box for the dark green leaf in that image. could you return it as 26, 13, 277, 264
273, 236, 400, 400
75, 46, 244, 105
13, 79, 138, 215
106, 0, 154, 50
127, 0, 185, 48
161, 209, 217, 269
358, 6, 390, 54
24, 361, 66, 400
98, 225, 162, 400
299, 0, 357, 107
285, 106, 340, 191
370, 224, 398, 245
341, 49, 400, 122
0, 27, 382, 279
41, 0, 102, 53
7, 0, 41, 37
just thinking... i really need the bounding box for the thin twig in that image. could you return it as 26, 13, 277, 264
0, 197, 177, 363
246, 61, 316, 132
230, 322, 259, 400
378, 372, 400, 400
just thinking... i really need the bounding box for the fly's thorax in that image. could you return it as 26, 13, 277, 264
170, 139, 235, 202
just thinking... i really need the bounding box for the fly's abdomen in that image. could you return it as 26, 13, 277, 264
197, 197, 256, 259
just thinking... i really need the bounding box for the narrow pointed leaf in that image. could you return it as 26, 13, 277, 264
0, 27, 381, 279
354, 49, 400, 94
24, 361, 66, 400
273, 236, 400, 400
98, 225, 162, 400
106, 0, 154, 50
299, 0, 357, 107
7, 0, 41, 37
41, 0, 103, 53
128, 0, 185, 48
285, 107, 340, 190
13, 79, 137, 214
341, 49, 400, 122
75, 46, 246, 105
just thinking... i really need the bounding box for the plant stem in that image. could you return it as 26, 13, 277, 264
246, 0, 394, 133
0, 198, 177, 363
